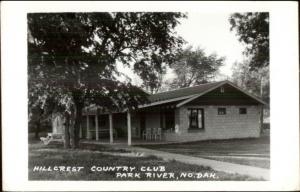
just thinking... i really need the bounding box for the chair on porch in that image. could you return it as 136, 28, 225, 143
153, 128, 162, 141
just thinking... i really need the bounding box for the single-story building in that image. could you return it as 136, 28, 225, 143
80, 80, 266, 145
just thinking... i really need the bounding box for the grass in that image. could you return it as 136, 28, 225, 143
29, 140, 264, 181
139, 137, 270, 169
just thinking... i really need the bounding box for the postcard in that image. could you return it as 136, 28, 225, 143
1, 1, 299, 191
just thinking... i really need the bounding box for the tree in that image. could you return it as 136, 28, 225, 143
141, 71, 166, 94
28, 12, 186, 148
231, 60, 270, 105
29, 105, 44, 139
168, 46, 225, 89
229, 12, 269, 70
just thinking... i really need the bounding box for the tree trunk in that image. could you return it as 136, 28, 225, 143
260, 77, 264, 135
64, 113, 71, 148
34, 121, 40, 139
70, 116, 75, 149
72, 98, 83, 148
68, 90, 84, 149
74, 104, 83, 148
260, 106, 264, 135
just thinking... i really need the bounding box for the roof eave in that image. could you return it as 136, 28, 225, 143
176, 80, 267, 107
225, 81, 267, 105
138, 94, 196, 109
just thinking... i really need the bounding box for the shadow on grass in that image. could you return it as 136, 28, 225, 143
29, 140, 265, 181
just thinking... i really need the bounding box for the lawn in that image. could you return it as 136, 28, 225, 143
140, 136, 270, 169
28, 140, 264, 181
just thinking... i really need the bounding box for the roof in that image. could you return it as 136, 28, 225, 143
148, 81, 225, 103
140, 80, 266, 108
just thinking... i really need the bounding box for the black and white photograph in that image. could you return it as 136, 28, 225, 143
1, 1, 299, 191
27, 11, 270, 181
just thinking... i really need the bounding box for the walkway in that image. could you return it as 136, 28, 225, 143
204, 155, 269, 160
117, 146, 270, 180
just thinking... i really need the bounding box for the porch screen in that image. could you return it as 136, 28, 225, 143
188, 108, 204, 129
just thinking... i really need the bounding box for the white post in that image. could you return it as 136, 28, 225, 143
127, 111, 132, 146
95, 115, 99, 141
109, 113, 113, 144
86, 115, 90, 139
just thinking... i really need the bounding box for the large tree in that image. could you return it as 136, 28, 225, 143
231, 60, 269, 105
28, 12, 186, 148
229, 12, 269, 70
168, 46, 225, 89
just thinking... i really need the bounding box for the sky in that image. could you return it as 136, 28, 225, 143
117, 12, 246, 86
176, 12, 246, 77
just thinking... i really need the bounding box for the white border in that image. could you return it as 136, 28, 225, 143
1, 1, 299, 191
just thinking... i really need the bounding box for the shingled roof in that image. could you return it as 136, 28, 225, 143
139, 80, 266, 108
148, 81, 225, 103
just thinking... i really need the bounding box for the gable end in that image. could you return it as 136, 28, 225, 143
177, 81, 266, 107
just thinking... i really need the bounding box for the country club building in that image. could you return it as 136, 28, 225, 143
79, 80, 266, 145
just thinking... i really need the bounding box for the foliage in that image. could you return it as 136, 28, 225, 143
141, 72, 166, 94
229, 12, 269, 70
231, 60, 269, 105
168, 46, 225, 89
28, 12, 186, 148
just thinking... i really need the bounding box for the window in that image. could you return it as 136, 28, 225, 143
188, 108, 204, 129
239, 108, 247, 114
220, 86, 225, 93
218, 108, 226, 115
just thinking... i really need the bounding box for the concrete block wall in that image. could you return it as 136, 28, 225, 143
165, 105, 261, 142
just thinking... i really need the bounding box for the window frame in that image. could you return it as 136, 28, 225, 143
188, 108, 205, 130
218, 107, 226, 115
